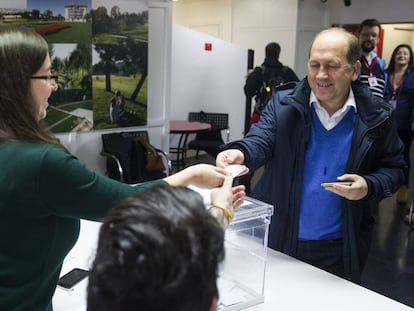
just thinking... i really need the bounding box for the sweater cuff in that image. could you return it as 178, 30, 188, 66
363, 177, 374, 200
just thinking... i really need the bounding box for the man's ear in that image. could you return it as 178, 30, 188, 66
351, 60, 361, 81
208, 297, 218, 311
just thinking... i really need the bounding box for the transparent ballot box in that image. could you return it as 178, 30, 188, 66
218, 197, 274, 311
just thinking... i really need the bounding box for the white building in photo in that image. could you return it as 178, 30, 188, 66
64, 4, 87, 22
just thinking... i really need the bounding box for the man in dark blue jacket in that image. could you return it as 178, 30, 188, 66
217, 27, 406, 283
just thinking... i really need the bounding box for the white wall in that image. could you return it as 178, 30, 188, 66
295, 0, 329, 78
327, 0, 414, 25
170, 24, 247, 150
173, 0, 299, 72
173, 0, 414, 78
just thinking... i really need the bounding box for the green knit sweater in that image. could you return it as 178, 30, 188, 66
0, 143, 165, 311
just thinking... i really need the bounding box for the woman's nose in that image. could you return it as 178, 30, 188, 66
51, 80, 58, 91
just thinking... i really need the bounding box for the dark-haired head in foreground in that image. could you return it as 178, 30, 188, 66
87, 184, 225, 311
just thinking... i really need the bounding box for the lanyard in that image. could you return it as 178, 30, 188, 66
363, 57, 378, 76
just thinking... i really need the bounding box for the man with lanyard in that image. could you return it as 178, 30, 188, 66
358, 19, 387, 98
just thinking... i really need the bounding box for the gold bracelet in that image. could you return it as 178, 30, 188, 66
211, 203, 233, 223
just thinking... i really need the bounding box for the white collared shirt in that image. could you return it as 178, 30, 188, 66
309, 89, 357, 130
365, 51, 376, 65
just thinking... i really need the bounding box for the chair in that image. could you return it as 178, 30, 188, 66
101, 131, 171, 184
187, 111, 230, 159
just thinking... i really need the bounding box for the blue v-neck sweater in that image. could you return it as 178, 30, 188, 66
298, 106, 355, 240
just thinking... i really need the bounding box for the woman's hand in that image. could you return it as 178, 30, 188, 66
163, 164, 227, 188
209, 175, 246, 229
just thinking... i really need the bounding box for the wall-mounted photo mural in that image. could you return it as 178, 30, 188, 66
0, 0, 148, 133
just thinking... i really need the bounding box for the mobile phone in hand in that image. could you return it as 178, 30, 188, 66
57, 268, 88, 290
321, 181, 353, 188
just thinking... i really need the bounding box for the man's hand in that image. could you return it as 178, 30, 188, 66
323, 174, 368, 200
216, 149, 245, 168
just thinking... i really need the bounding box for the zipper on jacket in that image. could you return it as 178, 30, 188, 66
285, 104, 311, 255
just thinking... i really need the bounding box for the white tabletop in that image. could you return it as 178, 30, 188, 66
53, 220, 413, 311
246, 248, 412, 311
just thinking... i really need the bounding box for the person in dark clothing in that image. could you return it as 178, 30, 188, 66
217, 28, 406, 283
244, 42, 300, 125
384, 44, 414, 207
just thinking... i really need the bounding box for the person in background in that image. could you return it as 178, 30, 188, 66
384, 44, 414, 209
0, 26, 245, 311
244, 42, 300, 125
87, 181, 235, 311
358, 18, 387, 98
242, 42, 299, 194
115, 90, 126, 109
109, 96, 126, 125
217, 27, 406, 283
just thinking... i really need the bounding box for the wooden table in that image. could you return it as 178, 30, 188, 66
169, 120, 211, 169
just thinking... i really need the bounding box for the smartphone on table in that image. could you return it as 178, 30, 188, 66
57, 268, 89, 290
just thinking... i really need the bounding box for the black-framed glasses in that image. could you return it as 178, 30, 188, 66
31, 73, 58, 82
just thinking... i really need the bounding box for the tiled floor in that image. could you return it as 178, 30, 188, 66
361, 196, 414, 308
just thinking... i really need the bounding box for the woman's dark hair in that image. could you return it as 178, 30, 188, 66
88, 185, 225, 311
386, 44, 414, 74
0, 26, 60, 145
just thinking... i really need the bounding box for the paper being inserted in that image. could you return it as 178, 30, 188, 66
224, 164, 248, 177
188, 185, 212, 206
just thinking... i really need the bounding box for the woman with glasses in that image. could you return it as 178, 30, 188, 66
385, 44, 414, 208
0, 26, 245, 311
